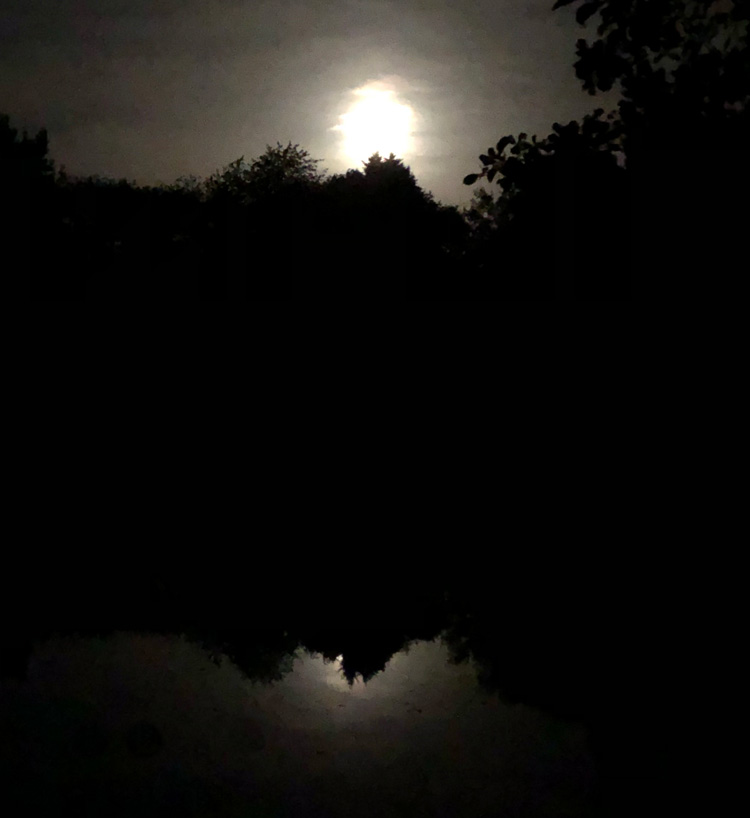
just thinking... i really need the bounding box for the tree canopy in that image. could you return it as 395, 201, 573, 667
462, 0, 749, 298
204, 142, 324, 205
552, 0, 750, 150
1, 114, 55, 185
553, 0, 749, 101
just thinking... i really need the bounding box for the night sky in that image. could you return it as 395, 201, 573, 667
2, 0, 620, 207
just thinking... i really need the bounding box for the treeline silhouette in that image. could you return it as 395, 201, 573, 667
6, 131, 469, 300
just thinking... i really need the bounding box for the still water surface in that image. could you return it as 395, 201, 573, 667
2, 633, 594, 817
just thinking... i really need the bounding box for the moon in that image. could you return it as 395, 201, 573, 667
333, 82, 416, 165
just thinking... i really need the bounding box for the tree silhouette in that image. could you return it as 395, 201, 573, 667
195, 142, 329, 297
205, 142, 324, 205
463, 111, 629, 298
361, 152, 427, 201
314, 153, 466, 295
553, 0, 749, 295
3, 114, 57, 297
1, 114, 54, 184
464, 0, 749, 298
553, 0, 749, 104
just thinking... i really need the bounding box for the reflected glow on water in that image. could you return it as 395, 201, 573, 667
3, 634, 595, 818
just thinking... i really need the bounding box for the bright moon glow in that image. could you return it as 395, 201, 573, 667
333, 83, 415, 165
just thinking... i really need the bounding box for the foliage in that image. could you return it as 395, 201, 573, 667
461, 0, 750, 297
314, 153, 465, 293
204, 142, 325, 205
362, 152, 426, 197
548, 0, 750, 296
464, 109, 624, 195
0, 113, 55, 185
461, 110, 628, 296
3, 114, 58, 296
164, 174, 206, 200
553, 0, 749, 101
552, 0, 750, 153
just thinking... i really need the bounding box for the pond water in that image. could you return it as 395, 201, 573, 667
1, 633, 594, 818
